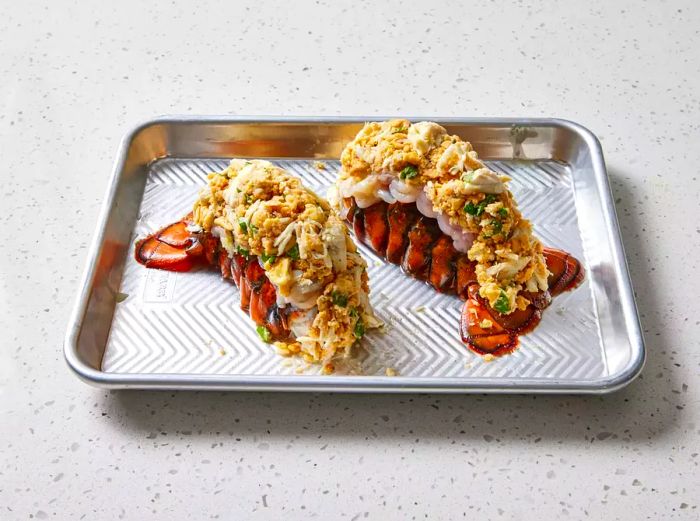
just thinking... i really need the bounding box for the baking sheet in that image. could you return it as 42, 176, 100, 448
64, 117, 644, 392
103, 157, 604, 380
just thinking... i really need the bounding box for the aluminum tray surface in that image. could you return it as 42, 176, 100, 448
65, 117, 645, 393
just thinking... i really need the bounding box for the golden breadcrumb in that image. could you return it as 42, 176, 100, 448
338, 120, 549, 313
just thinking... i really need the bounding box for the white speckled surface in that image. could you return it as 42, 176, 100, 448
1, 0, 698, 519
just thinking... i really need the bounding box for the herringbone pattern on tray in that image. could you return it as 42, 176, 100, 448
102, 158, 605, 378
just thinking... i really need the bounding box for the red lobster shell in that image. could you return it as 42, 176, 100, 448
134, 214, 291, 340
341, 197, 584, 356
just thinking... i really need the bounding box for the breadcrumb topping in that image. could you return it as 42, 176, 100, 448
193, 159, 380, 365
339, 120, 549, 313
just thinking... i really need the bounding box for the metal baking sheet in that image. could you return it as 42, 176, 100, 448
64, 117, 645, 393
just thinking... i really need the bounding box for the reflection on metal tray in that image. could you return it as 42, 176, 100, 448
64, 117, 644, 393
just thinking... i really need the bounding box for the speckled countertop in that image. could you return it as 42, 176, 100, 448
1, 1, 699, 519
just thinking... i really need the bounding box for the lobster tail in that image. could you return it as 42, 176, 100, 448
135, 159, 381, 371
333, 119, 588, 358
134, 217, 292, 340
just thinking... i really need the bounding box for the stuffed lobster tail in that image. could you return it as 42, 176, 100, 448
330, 119, 583, 356
136, 159, 381, 370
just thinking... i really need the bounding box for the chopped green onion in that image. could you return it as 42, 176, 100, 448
399, 165, 419, 180
353, 317, 365, 339
464, 194, 500, 217
236, 245, 249, 258
497, 207, 509, 218
287, 244, 299, 260
350, 307, 364, 338
464, 202, 479, 216
249, 223, 258, 235
260, 252, 276, 265
493, 291, 510, 314
238, 219, 248, 234
256, 325, 272, 343
492, 220, 503, 234
331, 291, 348, 307
287, 244, 300, 260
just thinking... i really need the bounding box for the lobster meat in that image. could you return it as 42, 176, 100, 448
341, 197, 584, 356
135, 214, 292, 340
